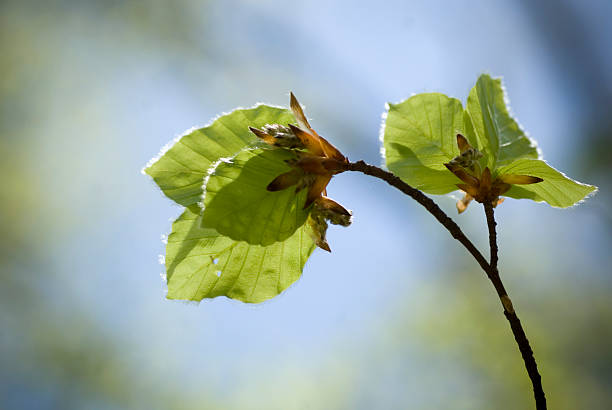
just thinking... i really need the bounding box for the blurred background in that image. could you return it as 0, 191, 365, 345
1, 0, 611, 409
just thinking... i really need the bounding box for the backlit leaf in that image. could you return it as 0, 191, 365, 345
464, 74, 539, 168
166, 209, 316, 303
382, 93, 465, 194
144, 105, 294, 208
496, 159, 597, 208
201, 148, 311, 246
381, 75, 596, 208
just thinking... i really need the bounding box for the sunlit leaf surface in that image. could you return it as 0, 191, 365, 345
201, 148, 311, 246
144, 106, 294, 208
166, 209, 315, 303
465, 74, 539, 168
497, 159, 597, 207
383, 93, 464, 194
382, 74, 596, 207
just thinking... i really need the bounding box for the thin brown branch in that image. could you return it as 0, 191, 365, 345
484, 203, 546, 409
344, 160, 490, 272
343, 160, 547, 409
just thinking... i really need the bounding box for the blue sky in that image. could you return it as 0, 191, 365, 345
2, 1, 611, 408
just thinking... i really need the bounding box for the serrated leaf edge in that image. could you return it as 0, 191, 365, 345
485, 74, 543, 164
499, 158, 598, 208
378, 103, 389, 167
141, 102, 287, 176
198, 154, 236, 212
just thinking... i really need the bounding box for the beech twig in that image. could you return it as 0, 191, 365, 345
484, 203, 546, 409
344, 160, 546, 409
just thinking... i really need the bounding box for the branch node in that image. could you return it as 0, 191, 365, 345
501, 295, 515, 314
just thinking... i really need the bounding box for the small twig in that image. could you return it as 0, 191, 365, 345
344, 160, 491, 272
343, 160, 547, 409
484, 203, 546, 409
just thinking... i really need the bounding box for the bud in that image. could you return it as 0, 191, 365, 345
305, 197, 353, 252
444, 133, 544, 212
447, 147, 483, 171
314, 196, 352, 227
456, 134, 471, 153
307, 212, 331, 252
262, 93, 349, 220
249, 125, 305, 149
456, 193, 473, 214
262, 123, 292, 137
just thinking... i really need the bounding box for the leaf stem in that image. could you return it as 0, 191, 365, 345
344, 160, 546, 409
484, 203, 546, 409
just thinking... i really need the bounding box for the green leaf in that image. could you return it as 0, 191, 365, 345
465, 74, 539, 169
166, 209, 316, 303
382, 93, 465, 194
201, 148, 310, 246
143, 105, 294, 208
496, 159, 597, 207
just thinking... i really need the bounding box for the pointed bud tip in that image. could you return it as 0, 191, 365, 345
267, 181, 286, 191
289, 92, 300, 109
249, 126, 271, 141
319, 242, 331, 252
456, 134, 470, 153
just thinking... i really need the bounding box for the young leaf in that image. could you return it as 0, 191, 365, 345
143, 105, 294, 208
166, 209, 316, 303
201, 148, 311, 246
382, 93, 465, 194
496, 159, 597, 207
382, 74, 596, 210
464, 74, 539, 169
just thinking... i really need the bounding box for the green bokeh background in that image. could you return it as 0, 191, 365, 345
1, 1, 611, 409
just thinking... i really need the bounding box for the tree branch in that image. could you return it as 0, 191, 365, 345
344, 161, 490, 272
484, 203, 546, 409
344, 160, 547, 409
